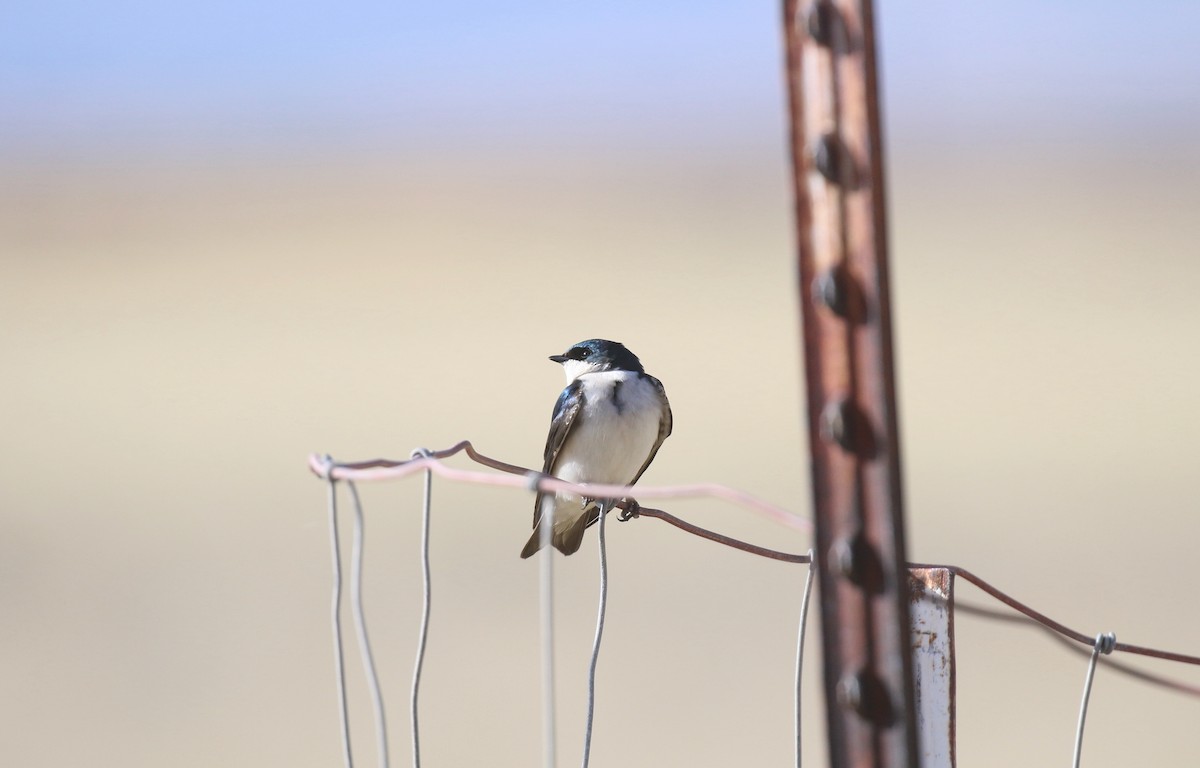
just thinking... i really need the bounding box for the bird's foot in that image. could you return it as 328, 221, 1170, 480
617, 499, 641, 522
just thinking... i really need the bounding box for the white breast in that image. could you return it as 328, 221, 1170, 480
552, 371, 664, 488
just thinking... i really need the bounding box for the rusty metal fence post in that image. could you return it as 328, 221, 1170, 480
782, 1, 921, 766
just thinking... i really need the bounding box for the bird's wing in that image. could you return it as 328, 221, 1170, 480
629, 373, 673, 485
532, 379, 586, 526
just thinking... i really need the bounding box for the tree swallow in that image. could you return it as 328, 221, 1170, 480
520, 339, 673, 558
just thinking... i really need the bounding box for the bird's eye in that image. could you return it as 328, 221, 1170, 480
570, 346, 590, 360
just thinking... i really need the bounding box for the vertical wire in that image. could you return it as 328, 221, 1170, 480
794, 550, 816, 768
327, 475, 354, 768
347, 480, 390, 768
538, 492, 557, 768
580, 504, 610, 768
1073, 632, 1115, 768
410, 450, 434, 768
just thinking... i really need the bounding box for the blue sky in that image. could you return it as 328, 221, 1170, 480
3, 1, 1198, 153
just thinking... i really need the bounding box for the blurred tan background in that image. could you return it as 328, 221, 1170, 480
3, 2, 1199, 766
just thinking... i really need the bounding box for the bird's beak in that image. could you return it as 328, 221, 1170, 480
548, 354, 568, 364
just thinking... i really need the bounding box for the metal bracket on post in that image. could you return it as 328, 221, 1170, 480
783, 1, 921, 766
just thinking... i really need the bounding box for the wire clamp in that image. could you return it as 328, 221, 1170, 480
524, 471, 544, 493
319, 454, 339, 482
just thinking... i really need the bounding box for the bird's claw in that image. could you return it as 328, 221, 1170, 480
617, 499, 641, 522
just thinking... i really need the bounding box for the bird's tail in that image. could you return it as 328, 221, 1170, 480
519, 496, 599, 558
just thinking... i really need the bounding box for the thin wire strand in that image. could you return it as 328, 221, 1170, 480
410, 449, 434, 768
326, 475, 354, 768
1073, 633, 1116, 768
581, 505, 610, 768
630, 506, 810, 563
538, 489, 557, 768
905, 562, 1200, 668
794, 549, 816, 768
309, 445, 809, 533
347, 481, 390, 768
307, 431, 1200, 764
310, 445, 1200, 687
955, 601, 1200, 698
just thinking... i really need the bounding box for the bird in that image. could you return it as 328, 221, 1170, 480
520, 339, 673, 558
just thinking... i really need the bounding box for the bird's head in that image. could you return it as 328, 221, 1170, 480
549, 339, 644, 382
